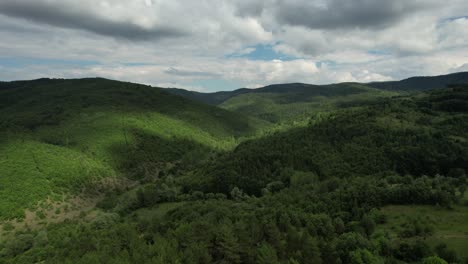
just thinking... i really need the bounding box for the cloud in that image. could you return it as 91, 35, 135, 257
164, 67, 221, 78
0, 0, 467, 91
0, 0, 185, 41
272, 0, 440, 30
451, 63, 468, 73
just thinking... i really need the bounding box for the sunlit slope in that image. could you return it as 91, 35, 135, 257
219, 83, 398, 124
0, 78, 260, 219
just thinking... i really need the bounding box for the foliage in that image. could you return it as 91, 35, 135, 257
0, 78, 260, 219
0, 82, 467, 263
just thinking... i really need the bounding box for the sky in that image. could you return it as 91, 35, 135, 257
0, 0, 467, 92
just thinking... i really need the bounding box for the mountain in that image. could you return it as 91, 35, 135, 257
167, 72, 468, 105
167, 82, 380, 106
0, 77, 261, 220
0, 77, 467, 264
171, 82, 399, 124
1, 83, 467, 263
165, 87, 252, 105
185, 85, 468, 196
367, 71, 468, 91
167, 72, 468, 124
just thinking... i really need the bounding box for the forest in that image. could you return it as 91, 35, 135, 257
0, 78, 467, 264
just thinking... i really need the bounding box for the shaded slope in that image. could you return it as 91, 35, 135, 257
166, 82, 374, 106
0, 78, 257, 137
165, 87, 251, 105
184, 85, 468, 196
368, 71, 468, 91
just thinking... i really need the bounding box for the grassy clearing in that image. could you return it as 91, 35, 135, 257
379, 200, 468, 258
0, 139, 111, 219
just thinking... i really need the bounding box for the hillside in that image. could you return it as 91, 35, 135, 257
170, 83, 399, 125
167, 72, 468, 125
219, 83, 396, 124
165, 87, 252, 105
368, 71, 468, 91
167, 72, 468, 105
186, 85, 468, 195
1, 83, 467, 263
0, 78, 261, 220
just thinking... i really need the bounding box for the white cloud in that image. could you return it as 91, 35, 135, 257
0, 0, 467, 90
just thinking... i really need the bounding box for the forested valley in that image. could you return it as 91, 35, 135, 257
0, 78, 467, 264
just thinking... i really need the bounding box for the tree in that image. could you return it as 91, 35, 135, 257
257, 243, 280, 264
335, 233, 370, 263
230, 187, 248, 201
360, 215, 375, 237
334, 217, 345, 234
211, 221, 241, 264
422, 256, 448, 264
300, 234, 322, 264
435, 243, 459, 264
350, 249, 383, 264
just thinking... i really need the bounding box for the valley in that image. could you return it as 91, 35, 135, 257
0, 73, 467, 263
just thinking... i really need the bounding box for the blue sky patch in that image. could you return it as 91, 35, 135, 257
190, 79, 241, 92
316, 60, 337, 68
226, 43, 298, 61
367, 49, 391, 56
442, 16, 468, 22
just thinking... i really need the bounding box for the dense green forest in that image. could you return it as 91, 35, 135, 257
167, 72, 468, 125
0, 78, 263, 220
0, 77, 467, 263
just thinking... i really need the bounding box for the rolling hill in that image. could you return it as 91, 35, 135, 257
167, 72, 468, 124
0, 76, 467, 263
0, 78, 262, 220
170, 83, 399, 125
167, 72, 468, 105
1, 83, 466, 263
367, 71, 468, 91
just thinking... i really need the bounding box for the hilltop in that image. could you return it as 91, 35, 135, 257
0, 77, 261, 220
167, 72, 468, 124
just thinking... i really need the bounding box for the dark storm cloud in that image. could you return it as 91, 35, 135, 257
0, 1, 185, 41
273, 0, 438, 30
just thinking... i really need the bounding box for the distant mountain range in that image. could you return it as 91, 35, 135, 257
167, 71, 468, 105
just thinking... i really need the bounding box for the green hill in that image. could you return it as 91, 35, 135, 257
368, 71, 468, 91
186, 85, 468, 196
167, 72, 468, 125
219, 83, 396, 124
167, 72, 468, 105
0, 78, 467, 264
0, 78, 261, 219
165, 87, 252, 105
170, 83, 399, 125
